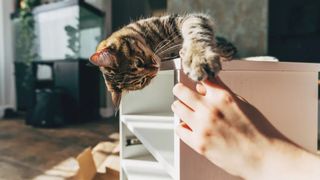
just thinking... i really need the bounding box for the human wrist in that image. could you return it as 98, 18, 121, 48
251, 138, 320, 180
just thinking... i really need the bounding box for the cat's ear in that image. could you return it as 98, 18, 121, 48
89, 50, 117, 68
89, 52, 102, 66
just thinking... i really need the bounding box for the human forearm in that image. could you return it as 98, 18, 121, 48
250, 139, 320, 180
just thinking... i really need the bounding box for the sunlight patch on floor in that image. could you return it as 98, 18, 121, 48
32, 140, 120, 180
33, 157, 79, 180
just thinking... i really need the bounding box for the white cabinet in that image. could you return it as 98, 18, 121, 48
120, 58, 320, 180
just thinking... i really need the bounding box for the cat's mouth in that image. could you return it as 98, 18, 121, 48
148, 71, 158, 78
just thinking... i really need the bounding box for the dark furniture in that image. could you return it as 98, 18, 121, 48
12, 0, 105, 111
14, 62, 34, 111
268, 0, 320, 62
26, 59, 100, 125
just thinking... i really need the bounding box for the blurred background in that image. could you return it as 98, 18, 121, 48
0, 0, 319, 179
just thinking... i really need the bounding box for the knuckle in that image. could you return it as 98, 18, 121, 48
173, 100, 180, 106
225, 94, 234, 104
220, 91, 229, 98
171, 101, 178, 111
218, 91, 232, 104
202, 128, 213, 138
208, 108, 219, 118
197, 141, 207, 155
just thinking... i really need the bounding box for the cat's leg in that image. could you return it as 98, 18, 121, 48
214, 36, 237, 60
179, 14, 221, 81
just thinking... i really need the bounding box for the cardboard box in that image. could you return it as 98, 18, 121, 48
74, 142, 119, 180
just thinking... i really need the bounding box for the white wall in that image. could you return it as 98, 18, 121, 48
0, 0, 113, 118
85, 0, 114, 117
35, 5, 79, 60
0, 0, 16, 118
85, 0, 108, 12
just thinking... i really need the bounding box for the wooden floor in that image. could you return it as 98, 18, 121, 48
0, 116, 119, 180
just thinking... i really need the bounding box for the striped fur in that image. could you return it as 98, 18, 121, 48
89, 13, 237, 108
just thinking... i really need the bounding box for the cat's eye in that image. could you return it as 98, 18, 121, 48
107, 44, 117, 54
135, 58, 144, 67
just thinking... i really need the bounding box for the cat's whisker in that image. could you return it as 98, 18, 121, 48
154, 39, 173, 53
157, 40, 182, 53
156, 43, 182, 57
150, 53, 161, 67
154, 33, 178, 51
155, 42, 181, 60
161, 55, 180, 61
154, 32, 180, 52
156, 42, 181, 56
154, 39, 170, 52
155, 35, 181, 54
154, 31, 178, 52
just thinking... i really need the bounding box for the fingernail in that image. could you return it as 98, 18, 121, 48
171, 101, 178, 110
173, 83, 183, 94
181, 122, 192, 131
171, 103, 175, 110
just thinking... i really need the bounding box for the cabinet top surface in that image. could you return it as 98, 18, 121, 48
161, 58, 320, 72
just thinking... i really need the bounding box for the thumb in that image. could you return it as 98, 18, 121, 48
201, 78, 225, 93
202, 78, 238, 101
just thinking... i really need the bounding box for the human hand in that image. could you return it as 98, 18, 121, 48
172, 78, 320, 180
171, 79, 271, 178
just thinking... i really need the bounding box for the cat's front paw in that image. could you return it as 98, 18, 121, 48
180, 46, 221, 81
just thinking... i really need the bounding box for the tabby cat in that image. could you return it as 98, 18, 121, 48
89, 13, 237, 109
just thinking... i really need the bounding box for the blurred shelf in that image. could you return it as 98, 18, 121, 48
122, 154, 173, 180
121, 115, 175, 178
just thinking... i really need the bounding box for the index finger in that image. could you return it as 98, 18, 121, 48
173, 83, 202, 110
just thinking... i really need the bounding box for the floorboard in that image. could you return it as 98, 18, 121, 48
0, 117, 119, 180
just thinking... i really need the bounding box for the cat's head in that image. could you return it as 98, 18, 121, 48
90, 30, 160, 109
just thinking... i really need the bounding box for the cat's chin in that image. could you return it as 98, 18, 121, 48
137, 76, 156, 91
149, 71, 158, 78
